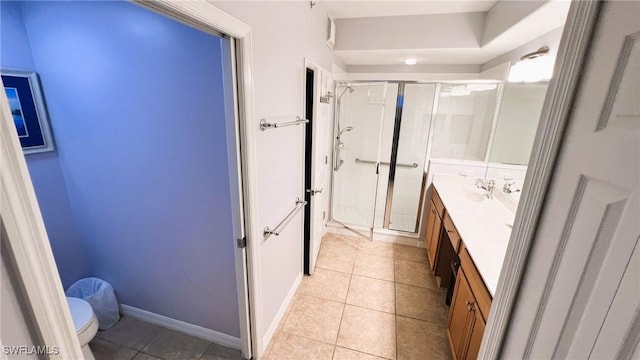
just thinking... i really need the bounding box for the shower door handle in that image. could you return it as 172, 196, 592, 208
306, 188, 323, 196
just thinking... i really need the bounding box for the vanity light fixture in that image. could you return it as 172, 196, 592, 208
404, 57, 418, 65
508, 46, 554, 83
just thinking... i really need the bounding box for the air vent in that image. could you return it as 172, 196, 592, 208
326, 16, 335, 49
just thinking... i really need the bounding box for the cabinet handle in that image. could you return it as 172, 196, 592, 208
431, 209, 436, 214
447, 230, 453, 233
466, 300, 475, 311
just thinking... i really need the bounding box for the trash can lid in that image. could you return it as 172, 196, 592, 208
66, 297, 94, 332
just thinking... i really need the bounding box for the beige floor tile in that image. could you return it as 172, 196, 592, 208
336, 305, 396, 359
282, 295, 345, 344
316, 244, 358, 273
300, 268, 351, 302
322, 234, 362, 252
353, 254, 395, 282
395, 283, 447, 325
394, 259, 438, 289
333, 347, 386, 360
359, 240, 396, 258
393, 244, 428, 264
346, 275, 395, 313
266, 332, 335, 360
396, 316, 452, 360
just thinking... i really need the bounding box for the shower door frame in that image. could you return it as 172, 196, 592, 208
329, 80, 439, 238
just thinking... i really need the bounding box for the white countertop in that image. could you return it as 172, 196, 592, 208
432, 176, 516, 296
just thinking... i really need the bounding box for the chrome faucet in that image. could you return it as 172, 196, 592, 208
503, 181, 516, 194
476, 178, 495, 199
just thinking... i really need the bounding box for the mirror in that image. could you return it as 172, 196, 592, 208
485, 81, 550, 203
489, 82, 549, 166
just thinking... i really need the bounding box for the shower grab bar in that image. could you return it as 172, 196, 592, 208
263, 197, 307, 240
260, 116, 309, 131
355, 158, 419, 168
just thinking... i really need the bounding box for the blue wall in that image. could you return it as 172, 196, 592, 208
2, 1, 240, 336
1, 1, 91, 288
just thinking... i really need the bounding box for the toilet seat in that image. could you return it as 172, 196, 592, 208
66, 297, 99, 346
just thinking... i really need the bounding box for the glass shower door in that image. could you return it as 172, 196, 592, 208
331, 83, 388, 238
385, 83, 437, 232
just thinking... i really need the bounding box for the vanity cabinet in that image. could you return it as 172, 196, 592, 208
447, 247, 492, 360
425, 189, 444, 271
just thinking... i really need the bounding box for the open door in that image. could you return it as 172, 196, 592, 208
500, 1, 640, 357
304, 61, 331, 275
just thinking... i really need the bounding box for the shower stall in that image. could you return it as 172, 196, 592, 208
330, 81, 499, 239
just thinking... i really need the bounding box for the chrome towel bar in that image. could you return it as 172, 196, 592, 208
355, 158, 419, 168
263, 197, 307, 240
260, 116, 309, 131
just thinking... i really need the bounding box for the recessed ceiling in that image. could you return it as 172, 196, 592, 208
330, 0, 570, 66
323, 0, 497, 19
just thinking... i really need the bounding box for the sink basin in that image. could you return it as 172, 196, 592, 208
454, 187, 485, 203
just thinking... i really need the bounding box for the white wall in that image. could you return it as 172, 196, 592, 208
482, 1, 546, 45
213, 0, 345, 350
335, 12, 484, 51
482, 27, 564, 72
346, 64, 480, 74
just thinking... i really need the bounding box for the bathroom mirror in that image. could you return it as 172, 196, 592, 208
489, 82, 549, 166
485, 81, 549, 202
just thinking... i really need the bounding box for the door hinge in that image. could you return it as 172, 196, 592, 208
323, 211, 326, 220
236, 237, 247, 249
325, 156, 328, 164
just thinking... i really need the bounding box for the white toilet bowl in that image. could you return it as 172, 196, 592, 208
66, 297, 99, 360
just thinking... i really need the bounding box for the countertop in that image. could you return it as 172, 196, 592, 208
432, 176, 516, 296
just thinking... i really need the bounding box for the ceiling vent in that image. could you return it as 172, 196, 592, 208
326, 16, 335, 49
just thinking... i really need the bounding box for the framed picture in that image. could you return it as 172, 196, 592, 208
2, 69, 55, 154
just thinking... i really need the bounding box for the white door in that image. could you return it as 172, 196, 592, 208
308, 66, 331, 274
502, 1, 640, 358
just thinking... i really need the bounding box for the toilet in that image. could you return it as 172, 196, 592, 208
66, 297, 99, 360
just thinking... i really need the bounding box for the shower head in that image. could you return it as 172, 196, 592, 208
337, 86, 355, 101
339, 126, 354, 135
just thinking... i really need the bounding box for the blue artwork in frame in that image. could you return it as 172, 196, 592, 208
2, 69, 55, 154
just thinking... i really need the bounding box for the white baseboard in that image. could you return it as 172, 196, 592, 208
261, 272, 303, 350
119, 304, 242, 350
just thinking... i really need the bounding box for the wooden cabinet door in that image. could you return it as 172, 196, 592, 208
448, 269, 474, 359
428, 209, 442, 272
466, 309, 485, 360
424, 200, 437, 252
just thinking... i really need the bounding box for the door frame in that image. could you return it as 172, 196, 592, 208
128, 2, 264, 358
480, 1, 602, 358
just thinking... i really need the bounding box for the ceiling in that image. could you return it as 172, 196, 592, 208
325, 0, 570, 67
323, 1, 497, 19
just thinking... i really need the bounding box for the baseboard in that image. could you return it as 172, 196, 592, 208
119, 304, 242, 350
261, 272, 303, 350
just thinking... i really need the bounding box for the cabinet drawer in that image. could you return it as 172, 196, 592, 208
460, 248, 492, 322
431, 188, 445, 218
443, 212, 461, 252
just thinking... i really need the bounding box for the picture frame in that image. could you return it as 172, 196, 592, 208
2, 69, 55, 154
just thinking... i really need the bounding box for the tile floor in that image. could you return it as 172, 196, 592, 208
263, 233, 452, 360
90, 317, 243, 360
90, 233, 450, 360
